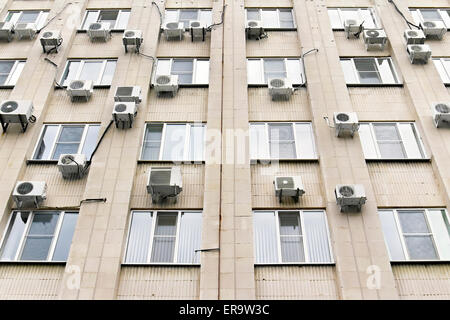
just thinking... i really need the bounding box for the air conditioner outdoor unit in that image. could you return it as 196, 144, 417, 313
333, 112, 359, 137
363, 29, 387, 50
87, 22, 111, 41
0, 22, 14, 42
147, 166, 183, 203
403, 29, 426, 45
112, 102, 138, 129
114, 86, 142, 104
335, 184, 367, 212
40, 30, 63, 53
273, 176, 305, 203
268, 78, 294, 100
123, 29, 143, 53
163, 22, 184, 41
67, 80, 94, 102
407, 44, 431, 64
12, 181, 47, 208
344, 19, 363, 39
431, 102, 450, 128
57, 154, 87, 179
0, 100, 34, 133
14, 23, 37, 40
154, 74, 179, 97
246, 20, 264, 39
189, 20, 206, 41
420, 21, 447, 40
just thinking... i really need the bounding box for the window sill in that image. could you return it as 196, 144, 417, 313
251, 158, 319, 164
138, 160, 205, 164
263, 28, 298, 32
55, 85, 112, 89
26, 160, 92, 165
255, 262, 335, 266
346, 83, 404, 88
365, 158, 431, 162
77, 29, 125, 33
0, 260, 67, 265
247, 84, 305, 88
121, 263, 200, 267
0, 85, 14, 89
391, 260, 450, 265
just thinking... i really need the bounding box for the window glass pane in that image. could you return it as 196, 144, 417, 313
0, 61, 15, 76
397, 123, 423, 159
377, 58, 397, 84
52, 126, 84, 160
279, 212, 304, 262
179, 10, 197, 28
261, 9, 278, 28
420, 9, 441, 21
340, 8, 359, 22
0, 212, 29, 261
295, 123, 316, 159
98, 10, 118, 29
379, 210, 405, 260
404, 235, 438, 260
81, 125, 100, 160
269, 123, 296, 159
142, 124, 163, 160
246, 9, 260, 21
303, 211, 332, 262
100, 60, 116, 85
151, 213, 177, 263
189, 125, 204, 161
177, 212, 202, 263
264, 59, 286, 82
427, 209, 450, 260
52, 212, 78, 261
7, 61, 25, 86
359, 9, 377, 29
279, 9, 294, 28
377, 142, 405, 159
34, 125, 59, 160
79, 61, 103, 83
115, 10, 130, 29
398, 210, 430, 233
279, 212, 301, 236
164, 10, 178, 23
253, 211, 278, 264
62, 61, 81, 86
162, 124, 186, 161
172, 60, 193, 84
18, 11, 40, 23
373, 124, 405, 159
81, 11, 99, 29
373, 123, 400, 140
125, 211, 152, 263
354, 58, 381, 84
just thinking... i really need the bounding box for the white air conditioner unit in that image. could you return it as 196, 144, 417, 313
163, 22, 184, 41
154, 74, 179, 97
14, 23, 37, 40
0, 22, 13, 42
40, 30, 63, 53
147, 166, 183, 203
407, 44, 431, 64
403, 29, 426, 45
189, 20, 206, 41
87, 22, 111, 41
112, 102, 137, 129
246, 20, 264, 39
123, 29, 143, 53
431, 102, 450, 128
268, 78, 294, 100
363, 29, 387, 50
12, 181, 47, 208
57, 154, 87, 179
273, 176, 305, 203
67, 80, 94, 102
114, 86, 142, 104
335, 184, 367, 212
333, 112, 359, 137
420, 21, 447, 40
0, 100, 34, 133
344, 19, 363, 39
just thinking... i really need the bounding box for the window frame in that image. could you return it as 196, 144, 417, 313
60, 59, 117, 87
4, 10, 49, 30
247, 58, 305, 86
327, 7, 381, 30
154, 58, 210, 86
79, 9, 131, 31
123, 210, 203, 265
432, 58, 450, 85
164, 8, 212, 29
340, 57, 402, 86
0, 60, 26, 87
245, 8, 296, 30
409, 8, 450, 30
0, 210, 78, 262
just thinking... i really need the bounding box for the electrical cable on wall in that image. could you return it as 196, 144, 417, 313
84, 120, 114, 170
44, 57, 64, 88
388, 0, 421, 30
207, 4, 227, 31
297, 48, 319, 89
38, 2, 72, 32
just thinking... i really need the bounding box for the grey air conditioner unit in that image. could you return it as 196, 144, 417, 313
363, 29, 387, 51
40, 30, 63, 53
335, 184, 367, 212
0, 22, 14, 42
14, 23, 37, 40
268, 78, 294, 100
123, 29, 143, 53
112, 102, 137, 129
407, 44, 431, 64
114, 86, 142, 104
0, 100, 34, 133
163, 22, 184, 41
67, 80, 94, 102
246, 20, 265, 39
420, 21, 447, 40
344, 19, 363, 39
189, 20, 207, 42
87, 22, 111, 41
403, 29, 426, 45
147, 166, 183, 203
57, 154, 87, 179
154, 74, 179, 97
273, 176, 305, 203
12, 181, 47, 208
333, 112, 359, 137
431, 102, 450, 128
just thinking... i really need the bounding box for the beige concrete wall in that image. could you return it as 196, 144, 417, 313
246, 31, 301, 57
157, 35, 210, 57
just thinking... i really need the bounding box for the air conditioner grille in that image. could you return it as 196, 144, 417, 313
61, 155, 74, 165
423, 21, 436, 28
367, 30, 379, 37
42, 31, 53, 38
115, 104, 127, 112
150, 170, 171, 185
70, 81, 85, 89
166, 22, 179, 29
1, 101, 18, 113
89, 23, 102, 30
339, 186, 354, 197
116, 87, 133, 96
407, 31, 418, 37
436, 103, 450, 113
125, 31, 135, 37
336, 113, 350, 122
191, 22, 201, 28
248, 21, 258, 27
17, 182, 33, 195
270, 79, 285, 88
410, 45, 423, 51
276, 177, 295, 189
157, 75, 171, 85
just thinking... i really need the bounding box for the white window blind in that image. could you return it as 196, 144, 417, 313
433, 58, 450, 84
154, 59, 210, 85
80, 9, 131, 30
247, 58, 305, 85
340, 58, 400, 85
245, 8, 295, 28
328, 8, 380, 30
164, 9, 212, 28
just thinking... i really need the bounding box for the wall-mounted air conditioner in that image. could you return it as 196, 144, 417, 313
154, 74, 179, 97
246, 20, 264, 39
335, 184, 367, 212
333, 112, 359, 137
0, 100, 34, 133
363, 29, 387, 51
147, 166, 183, 203
403, 29, 426, 45
57, 154, 87, 179
268, 78, 294, 101
0, 22, 13, 42
407, 44, 431, 64
189, 20, 207, 41
344, 19, 363, 39
112, 102, 137, 129
66, 80, 94, 102
431, 102, 450, 128
40, 30, 63, 53
273, 176, 305, 203
15, 23, 37, 40
163, 22, 184, 41
12, 181, 47, 208
123, 29, 143, 53
87, 22, 111, 41
114, 86, 142, 104
420, 21, 447, 40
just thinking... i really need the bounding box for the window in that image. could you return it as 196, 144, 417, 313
327, 8, 380, 30
254, 210, 333, 264
61, 59, 117, 86
409, 8, 450, 29
0, 60, 25, 87
154, 59, 209, 85
250, 122, 317, 160
358, 122, 426, 160
0, 211, 78, 262
379, 209, 450, 261
141, 123, 206, 161
80, 9, 130, 30
4, 10, 49, 29
32, 124, 100, 161
245, 8, 295, 29
124, 211, 202, 264
164, 9, 212, 28
340, 58, 400, 85
247, 58, 305, 85
433, 58, 450, 84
